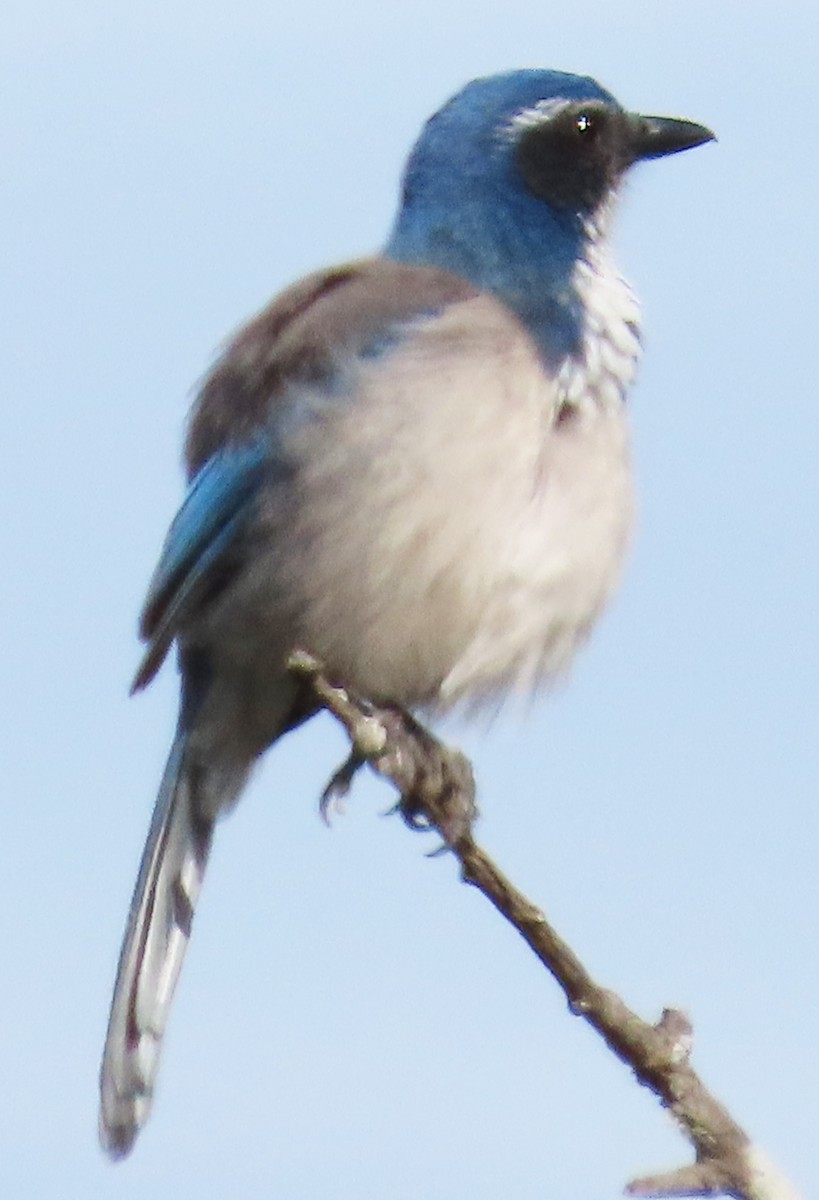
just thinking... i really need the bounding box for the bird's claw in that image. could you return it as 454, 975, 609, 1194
318, 711, 391, 824
382, 795, 432, 832
319, 750, 366, 825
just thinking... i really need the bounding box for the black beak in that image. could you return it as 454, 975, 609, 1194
627, 113, 716, 162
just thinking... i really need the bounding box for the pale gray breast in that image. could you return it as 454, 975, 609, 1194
246, 286, 637, 712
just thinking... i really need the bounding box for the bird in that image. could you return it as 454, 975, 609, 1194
99, 68, 713, 1158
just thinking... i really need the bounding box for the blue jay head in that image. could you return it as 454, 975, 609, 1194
396, 69, 713, 229
386, 70, 713, 360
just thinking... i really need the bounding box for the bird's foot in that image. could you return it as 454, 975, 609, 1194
318, 711, 390, 823
376, 709, 479, 850
289, 652, 478, 847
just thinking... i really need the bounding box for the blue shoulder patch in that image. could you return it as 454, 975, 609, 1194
132, 441, 269, 692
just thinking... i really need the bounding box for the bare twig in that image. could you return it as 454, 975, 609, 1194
288, 651, 802, 1200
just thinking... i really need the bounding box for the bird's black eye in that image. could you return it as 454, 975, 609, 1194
515, 102, 625, 213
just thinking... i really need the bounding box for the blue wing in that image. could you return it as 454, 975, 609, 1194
132, 440, 269, 692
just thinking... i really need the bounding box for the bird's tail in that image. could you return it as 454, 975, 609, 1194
99, 733, 215, 1159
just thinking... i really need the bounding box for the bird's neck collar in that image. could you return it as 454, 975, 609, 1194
386, 190, 637, 380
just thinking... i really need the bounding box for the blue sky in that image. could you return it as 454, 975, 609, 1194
3, 2, 817, 1196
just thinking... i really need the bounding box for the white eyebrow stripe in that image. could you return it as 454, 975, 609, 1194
503, 97, 570, 139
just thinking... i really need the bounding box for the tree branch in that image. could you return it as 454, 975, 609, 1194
288, 651, 801, 1200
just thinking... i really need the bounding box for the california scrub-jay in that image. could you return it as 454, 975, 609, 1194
99, 68, 713, 1157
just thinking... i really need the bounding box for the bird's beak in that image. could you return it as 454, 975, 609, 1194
627, 113, 716, 162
